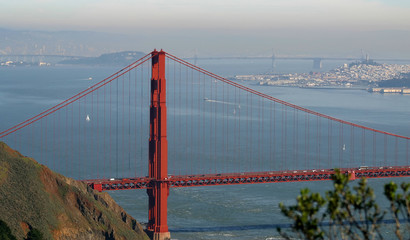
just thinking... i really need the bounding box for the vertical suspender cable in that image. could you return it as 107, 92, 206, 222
261, 97, 264, 171
284, 104, 287, 170
250, 94, 253, 171
65, 107, 68, 175
269, 101, 272, 171
122, 74, 125, 177
245, 92, 248, 171
121, 74, 124, 176
53, 110, 55, 171
406, 139, 409, 166
215, 77, 218, 173
373, 132, 376, 167
317, 116, 321, 169
234, 85, 238, 172
273, 101, 276, 171
140, 62, 145, 176
109, 77, 112, 177
197, 70, 201, 174
339, 122, 342, 168
96, 88, 99, 179
71, 104, 74, 178
84, 95, 87, 178
395, 138, 398, 166
191, 67, 194, 175
172, 59, 176, 175
134, 63, 137, 177
328, 119, 332, 169
45, 117, 48, 167
179, 62, 182, 175
40, 117, 43, 164
384, 135, 387, 166
116, 74, 119, 178
103, 80, 106, 178
258, 96, 261, 170
238, 87, 241, 173
362, 128, 365, 167
293, 108, 296, 169
350, 125, 354, 168
222, 76, 225, 173
281, 105, 284, 170
134, 63, 138, 177
128, 71, 131, 176
78, 100, 81, 179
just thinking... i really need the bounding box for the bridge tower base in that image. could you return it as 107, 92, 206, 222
153, 232, 171, 240
147, 50, 170, 240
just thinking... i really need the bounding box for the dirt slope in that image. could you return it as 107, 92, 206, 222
0, 141, 149, 240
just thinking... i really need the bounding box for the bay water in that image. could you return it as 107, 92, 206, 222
0, 58, 409, 239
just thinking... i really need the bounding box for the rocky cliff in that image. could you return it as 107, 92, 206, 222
0, 141, 149, 240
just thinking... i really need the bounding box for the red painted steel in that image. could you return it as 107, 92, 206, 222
85, 166, 410, 191
147, 50, 170, 240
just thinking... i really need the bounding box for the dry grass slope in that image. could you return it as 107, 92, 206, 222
0, 141, 149, 240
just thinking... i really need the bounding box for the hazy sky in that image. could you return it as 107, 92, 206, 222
1, 0, 410, 57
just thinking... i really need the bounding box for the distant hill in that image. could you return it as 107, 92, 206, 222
58, 51, 146, 66
0, 142, 149, 240
378, 73, 410, 88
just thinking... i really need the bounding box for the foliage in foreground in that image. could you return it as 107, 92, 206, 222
0, 219, 17, 240
278, 170, 410, 240
26, 228, 44, 240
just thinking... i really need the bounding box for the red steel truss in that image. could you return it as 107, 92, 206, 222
86, 166, 410, 191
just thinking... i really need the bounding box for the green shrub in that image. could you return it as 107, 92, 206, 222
0, 219, 17, 240
26, 228, 43, 240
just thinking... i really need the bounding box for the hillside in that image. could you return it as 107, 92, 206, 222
378, 73, 410, 88
0, 141, 149, 240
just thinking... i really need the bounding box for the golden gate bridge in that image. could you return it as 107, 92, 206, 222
0, 50, 409, 240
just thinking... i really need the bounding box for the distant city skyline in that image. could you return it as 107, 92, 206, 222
1, 0, 410, 58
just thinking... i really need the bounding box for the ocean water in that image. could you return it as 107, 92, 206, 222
0, 59, 409, 239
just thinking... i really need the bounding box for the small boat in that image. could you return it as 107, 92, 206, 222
86, 114, 90, 122
342, 144, 346, 151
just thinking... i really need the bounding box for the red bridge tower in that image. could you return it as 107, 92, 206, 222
147, 50, 170, 240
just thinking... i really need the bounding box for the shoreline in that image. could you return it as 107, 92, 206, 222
252, 82, 410, 94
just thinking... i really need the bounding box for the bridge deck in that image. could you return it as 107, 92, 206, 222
84, 166, 410, 192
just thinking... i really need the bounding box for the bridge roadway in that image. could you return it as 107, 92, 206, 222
85, 166, 410, 192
